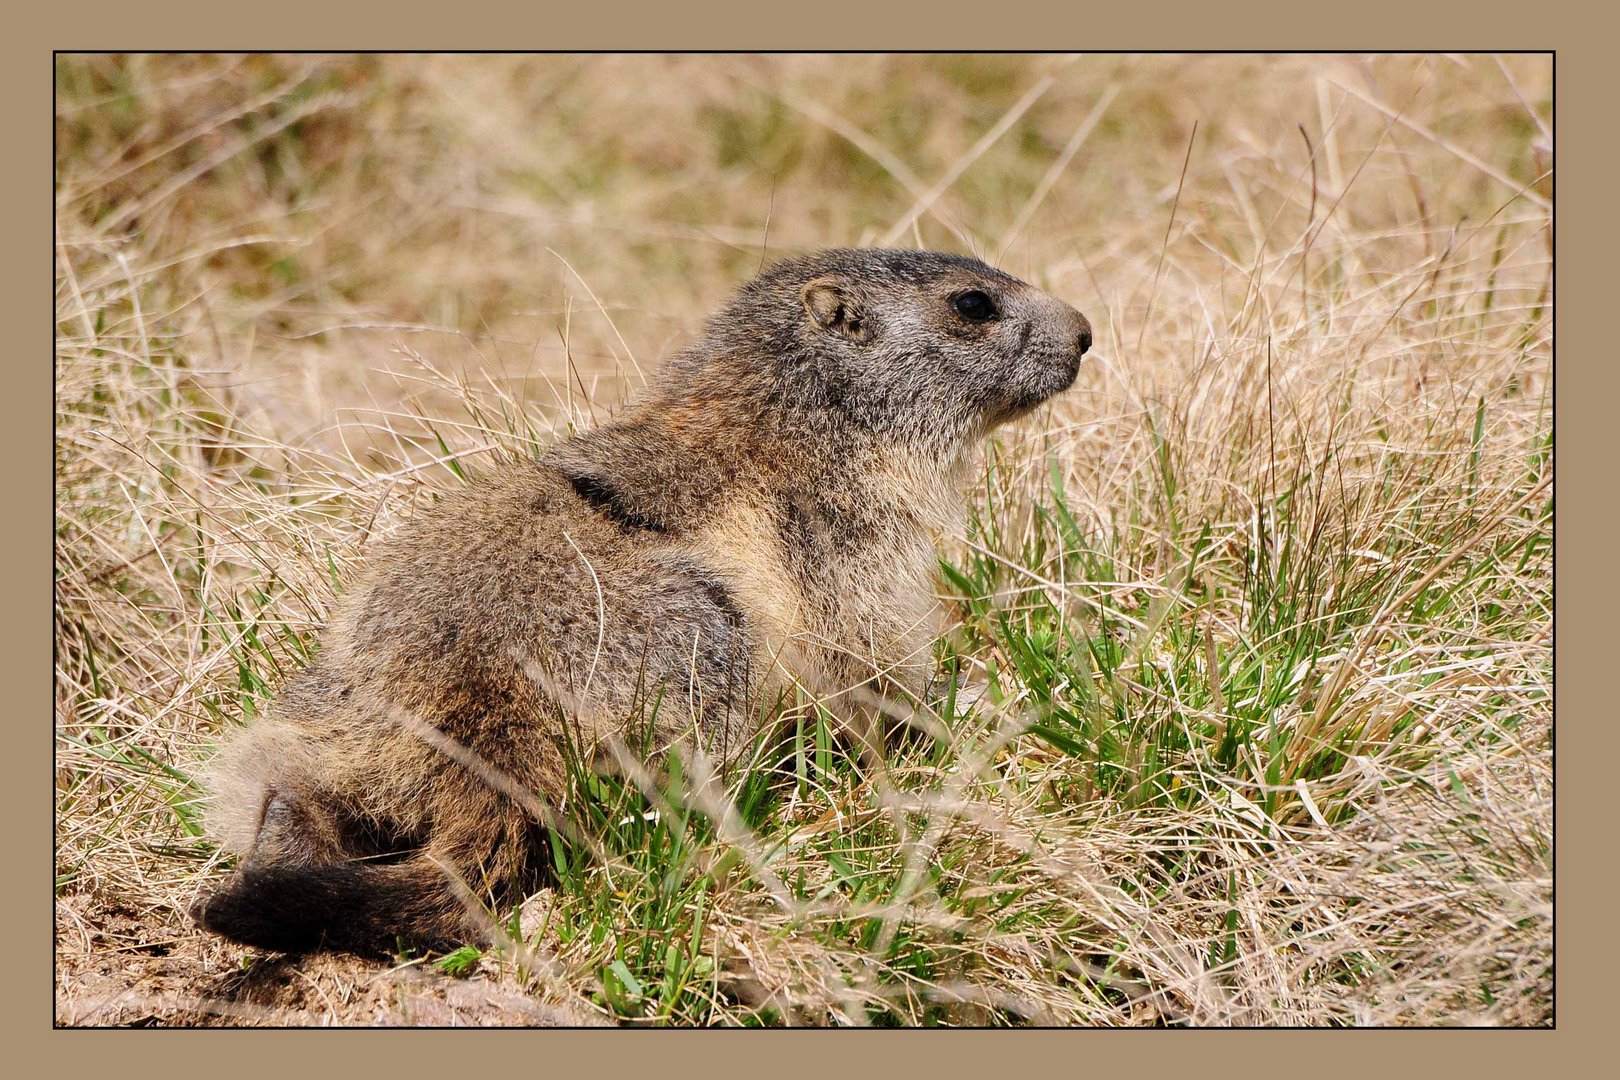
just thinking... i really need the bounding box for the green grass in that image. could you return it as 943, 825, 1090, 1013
455, 399, 1549, 1025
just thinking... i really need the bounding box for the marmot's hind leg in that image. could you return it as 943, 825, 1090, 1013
189, 858, 470, 956
189, 786, 367, 952
191, 781, 533, 957
239, 786, 353, 871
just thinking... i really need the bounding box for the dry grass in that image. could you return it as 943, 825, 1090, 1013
55, 53, 1551, 1026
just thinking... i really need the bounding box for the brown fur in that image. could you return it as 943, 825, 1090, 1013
191, 248, 1091, 954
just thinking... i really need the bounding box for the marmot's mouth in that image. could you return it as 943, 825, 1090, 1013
1007, 352, 1082, 413
980, 351, 1084, 429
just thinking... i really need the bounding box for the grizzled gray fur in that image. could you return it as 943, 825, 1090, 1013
191, 248, 1092, 954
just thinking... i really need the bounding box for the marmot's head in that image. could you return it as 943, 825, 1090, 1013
684, 248, 1092, 452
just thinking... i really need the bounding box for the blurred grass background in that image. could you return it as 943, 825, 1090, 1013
55, 54, 1550, 440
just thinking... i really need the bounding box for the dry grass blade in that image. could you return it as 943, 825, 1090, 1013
1332, 78, 1551, 210
997, 83, 1121, 260
879, 73, 1057, 248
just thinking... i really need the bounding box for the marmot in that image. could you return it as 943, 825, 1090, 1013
190, 248, 1092, 954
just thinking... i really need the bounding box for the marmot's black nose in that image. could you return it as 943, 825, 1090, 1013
1078, 327, 1092, 356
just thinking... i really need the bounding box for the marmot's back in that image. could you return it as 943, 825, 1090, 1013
338, 463, 752, 728
273, 460, 758, 791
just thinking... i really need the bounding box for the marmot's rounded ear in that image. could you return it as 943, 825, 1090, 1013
801, 276, 874, 344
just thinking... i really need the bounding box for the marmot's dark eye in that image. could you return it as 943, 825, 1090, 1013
953, 290, 998, 322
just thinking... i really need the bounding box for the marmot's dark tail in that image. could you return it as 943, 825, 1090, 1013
189, 859, 475, 956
